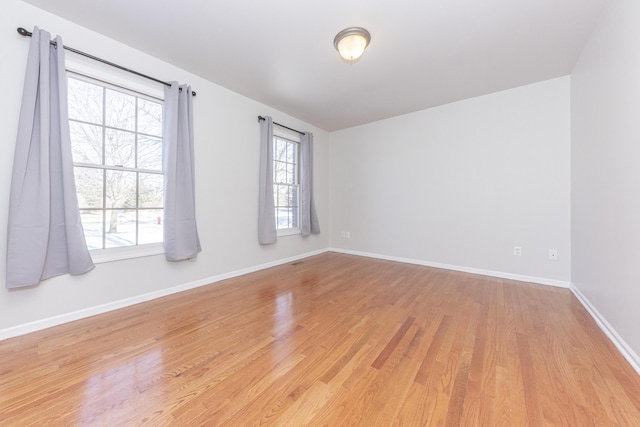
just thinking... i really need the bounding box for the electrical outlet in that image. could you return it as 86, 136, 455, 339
513, 246, 522, 256
548, 249, 558, 260
345, 231, 351, 238
340, 231, 346, 238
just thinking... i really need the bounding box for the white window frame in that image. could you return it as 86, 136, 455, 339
66, 64, 166, 264
273, 130, 301, 237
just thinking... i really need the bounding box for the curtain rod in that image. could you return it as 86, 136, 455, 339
257, 116, 305, 135
17, 27, 196, 97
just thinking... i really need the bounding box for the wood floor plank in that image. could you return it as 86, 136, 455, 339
1, 252, 640, 426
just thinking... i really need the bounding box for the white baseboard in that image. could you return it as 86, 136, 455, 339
570, 285, 640, 376
329, 248, 571, 288
0, 248, 329, 341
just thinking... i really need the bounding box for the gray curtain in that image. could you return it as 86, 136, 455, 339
300, 132, 320, 236
6, 27, 94, 289
163, 83, 201, 261
258, 116, 276, 244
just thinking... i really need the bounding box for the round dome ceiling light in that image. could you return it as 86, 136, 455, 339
333, 27, 371, 63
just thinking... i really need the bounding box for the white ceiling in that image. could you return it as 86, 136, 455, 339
22, 0, 605, 131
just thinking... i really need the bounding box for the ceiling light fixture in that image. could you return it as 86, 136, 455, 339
333, 27, 371, 63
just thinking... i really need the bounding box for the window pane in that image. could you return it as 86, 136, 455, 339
75, 167, 103, 209
105, 210, 136, 248
105, 170, 137, 209
68, 78, 103, 124
105, 129, 135, 168
139, 173, 163, 208
277, 207, 292, 229
290, 186, 299, 207
274, 161, 287, 183
274, 139, 286, 161
276, 184, 290, 206
80, 210, 104, 250
286, 164, 296, 184
287, 142, 296, 163
138, 209, 163, 245
138, 99, 163, 137
138, 135, 163, 171
105, 89, 136, 131
70, 122, 103, 165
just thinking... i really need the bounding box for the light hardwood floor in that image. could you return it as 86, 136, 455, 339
1, 252, 640, 426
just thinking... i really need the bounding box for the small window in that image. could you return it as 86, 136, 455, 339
67, 73, 164, 251
273, 136, 299, 233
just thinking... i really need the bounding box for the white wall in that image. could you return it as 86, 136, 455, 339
572, 0, 640, 359
0, 0, 329, 333
330, 77, 571, 284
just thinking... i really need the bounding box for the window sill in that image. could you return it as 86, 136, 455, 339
277, 228, 301, 237
90, 243, 164, 264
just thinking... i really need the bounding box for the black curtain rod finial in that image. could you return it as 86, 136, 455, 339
17, 27, 31, 37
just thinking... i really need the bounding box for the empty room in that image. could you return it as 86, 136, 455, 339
2, 0, 640, 425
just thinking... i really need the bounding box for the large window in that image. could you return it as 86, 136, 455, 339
67, 74, 164, 251
273, 136, 299, 232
